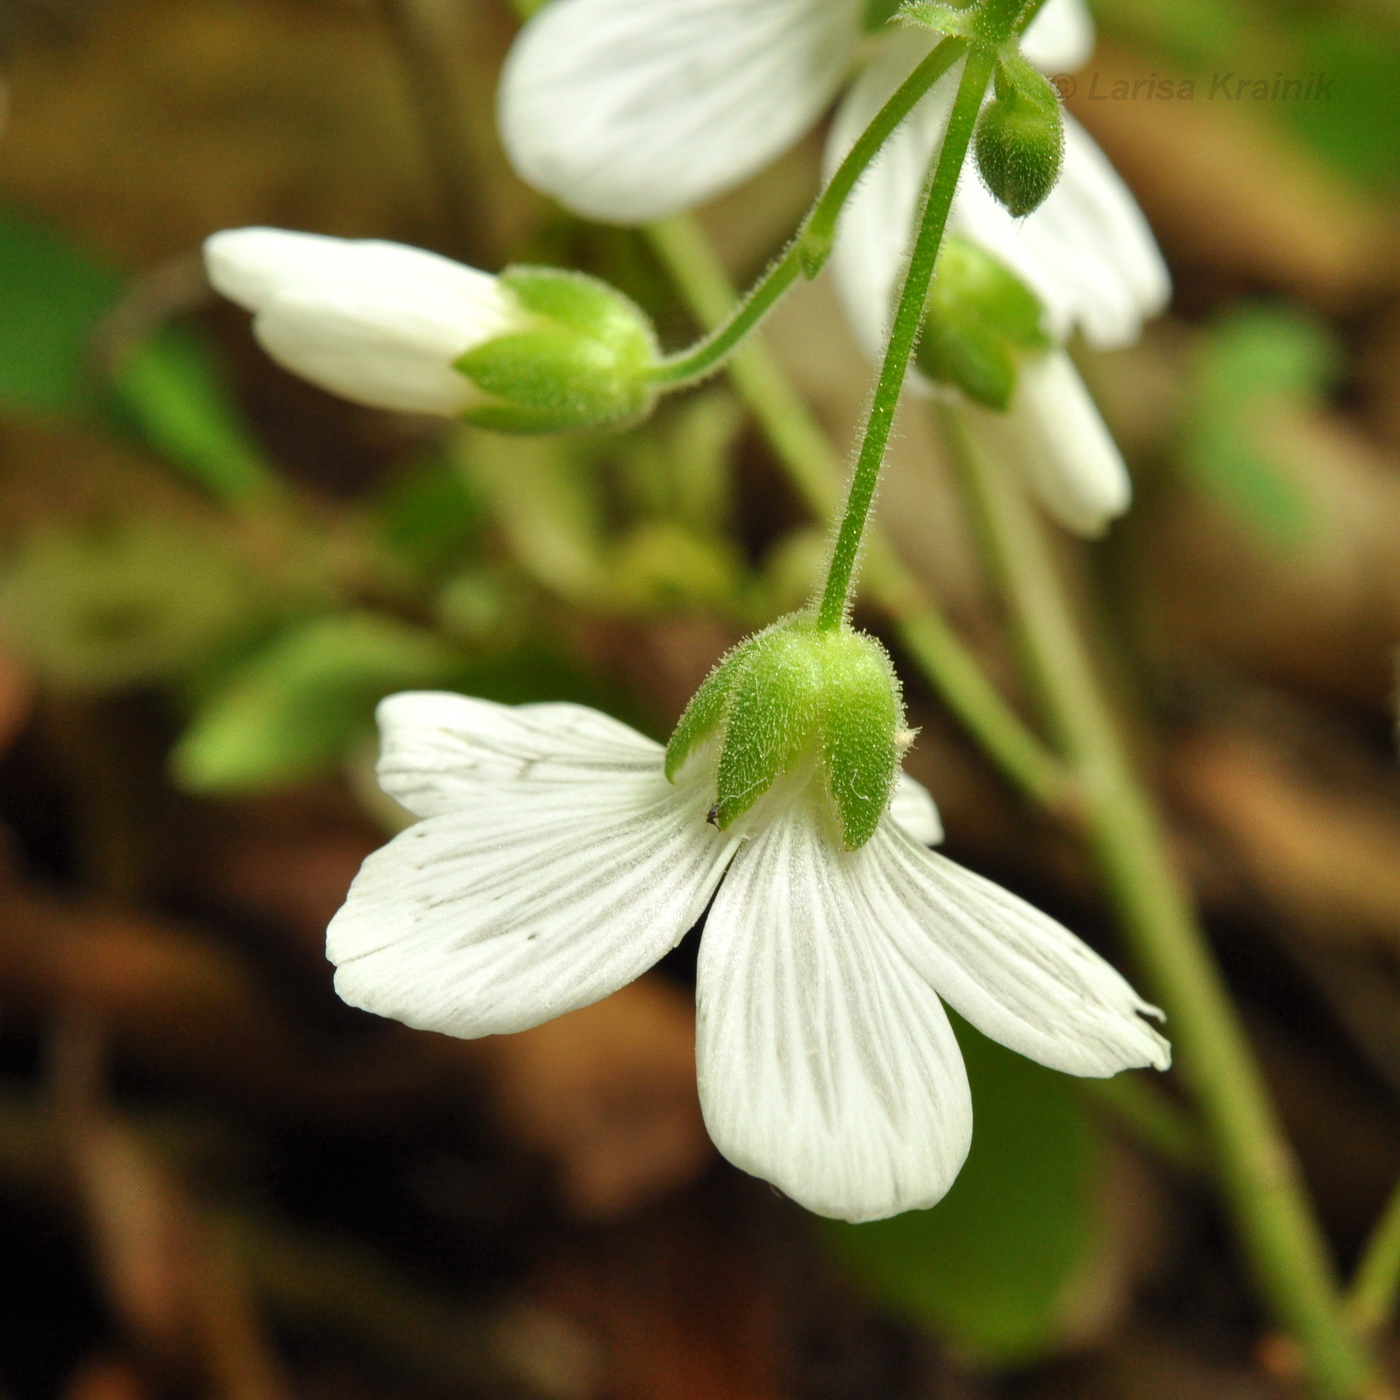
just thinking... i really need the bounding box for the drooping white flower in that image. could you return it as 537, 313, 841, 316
498, 0, 1092, 225
823, 26, 1168, 537
328, 690, 1169, 1223
205, 228, 527, 416
204, 228, 662, 431
498, 0, 1169, 537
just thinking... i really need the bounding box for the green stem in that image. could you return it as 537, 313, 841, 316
1349, 1176, 1400, 1337
644, 214, 1070, 810
944, 404, 1376, 1400
651, 38, 967, 390
817, 46, 994, 630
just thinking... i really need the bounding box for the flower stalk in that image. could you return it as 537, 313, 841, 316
643, 214, 1072, 811
942, 402, 1380, 1400
817, 46, 997, 630
649, 36, 968, 391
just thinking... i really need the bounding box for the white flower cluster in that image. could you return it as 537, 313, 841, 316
501, 0, 1170, 535
200, 0, 1176, 1223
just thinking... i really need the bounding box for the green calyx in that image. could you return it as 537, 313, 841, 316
974, 53, 1064, 217
456, 266, 660, 433
665, 615, 904, 851
898, 0, 1033, 49
917, 235, 1050, 410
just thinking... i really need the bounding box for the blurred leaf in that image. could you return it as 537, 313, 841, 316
823, 1020, 1098, 1365
0, 515, 258, 691
606, 523, 745, 616
1183, 304, 1338, 548
376, 456, 485, 576
455, 427, 606, 603
171, 612, 462, 794
0, 204, 121, 412
1280, 16, 1400, 190
110, 329, 283, 509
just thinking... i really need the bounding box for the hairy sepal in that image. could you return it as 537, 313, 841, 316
456, 266, 659, 433
667, 616, 904, 850
918, 235, 1050, 410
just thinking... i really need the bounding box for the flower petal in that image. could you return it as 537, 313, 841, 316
866, 818, 1171, 1075
696, 799, 972, 1222
205, 229, 522, 416
499, 0, 863, 223
972, 348, 1131, 536
328, 695, 737, 1037
1020, 0, 1095, 75
890, 770, 944, 845
826, 39, 1169, 357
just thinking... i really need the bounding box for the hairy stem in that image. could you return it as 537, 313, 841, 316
645, 214, 1069, 809
817, 46, 994, 629
650, 37, 967, 390
944, 404, 1378, 1400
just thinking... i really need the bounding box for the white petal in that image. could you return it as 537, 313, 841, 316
206, 229, 523, 416
1020, 0, 1095, 75
951, 117, 1171, 350
866, 818, 1171, 1076
371, 691, 668, 818
696, 799, 972, 1222
328, 696, 737, 1037
499, 0, 863, 223
890, 770, 943, 845
826, 41, 1169, 358
972, 348, 1130, 536
825, 32, 961, 360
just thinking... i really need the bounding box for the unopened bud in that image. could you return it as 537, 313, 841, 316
665, 615, 903, 850
974, 54, 1064, 217
204, 228, 658, 432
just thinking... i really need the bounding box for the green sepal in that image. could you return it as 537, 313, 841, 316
918, 235, 1050, 410
456, 266, 659, 434
899, 0, 1030, 48
667, 616, 904, 850
820, 630, 902, 849
664, 641, 750, 781
974, 53, 1064, 217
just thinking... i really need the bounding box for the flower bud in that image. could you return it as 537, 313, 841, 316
665, 615, 903, 850
203, 228, 659, 432
917, 235, 1050, 410
974, 54, 1064, 217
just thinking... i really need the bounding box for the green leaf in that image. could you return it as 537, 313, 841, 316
823, 1019, 1099, 1364
1183, 304, 1338, 547
110, 328, 283, 508
0, 205, 121, 413
171, 612, 462, 794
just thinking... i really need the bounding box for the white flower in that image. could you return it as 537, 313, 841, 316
822, 26, 1167, 536
498, 0, 1169, 536
204, 228, 526, 416
498, 0, 1091, 226
328, 691, 1169, 1223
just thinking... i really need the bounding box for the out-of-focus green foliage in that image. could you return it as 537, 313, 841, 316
111, 329, 282, 510
0, 203, 280, 508
823, 1019, 1098, 1364
170, 612, 463, 794
0, 205, 121, 413
1182, 303, 1338, 547
0, 514, 260, 691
